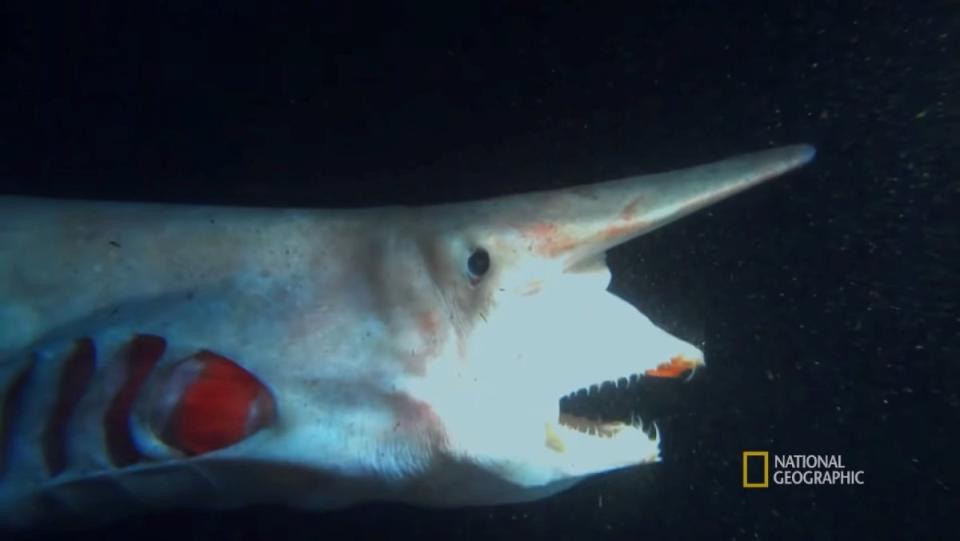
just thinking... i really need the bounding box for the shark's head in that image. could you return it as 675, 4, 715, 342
397, 145, 814, 502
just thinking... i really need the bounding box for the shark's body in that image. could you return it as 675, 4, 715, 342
0, 145, 814, 529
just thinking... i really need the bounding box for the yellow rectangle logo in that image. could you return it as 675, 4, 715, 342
742, 451, 769, 488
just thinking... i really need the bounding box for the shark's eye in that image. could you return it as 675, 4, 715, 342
467, 247, 490, 281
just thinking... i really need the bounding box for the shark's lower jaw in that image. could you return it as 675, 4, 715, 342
499, 365, 699, 484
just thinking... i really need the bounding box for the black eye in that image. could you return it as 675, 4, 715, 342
467, 248, 490, 280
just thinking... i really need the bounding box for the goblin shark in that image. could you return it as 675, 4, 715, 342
0, 144, 814, 528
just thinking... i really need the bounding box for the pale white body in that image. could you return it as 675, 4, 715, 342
0, 145, 814, 528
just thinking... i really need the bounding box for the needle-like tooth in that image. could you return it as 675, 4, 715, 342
643, 420, 658, 441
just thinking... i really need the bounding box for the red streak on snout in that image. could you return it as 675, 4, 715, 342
522, 222, 578, 257
620, 195, 645, 220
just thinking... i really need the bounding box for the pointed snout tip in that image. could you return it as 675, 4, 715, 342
794, 143, 816, 165
763, 143, 816, 171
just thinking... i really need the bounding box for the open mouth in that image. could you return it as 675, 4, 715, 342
557, 359, 699, 440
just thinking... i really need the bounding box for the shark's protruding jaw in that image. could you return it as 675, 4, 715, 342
404, 145, 815, 498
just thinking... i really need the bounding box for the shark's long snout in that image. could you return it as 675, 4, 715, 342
498, 144, 816, 268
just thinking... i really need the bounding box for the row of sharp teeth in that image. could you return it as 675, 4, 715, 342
557, 413, 658, 440
559, 374, 658, 440
561, 375, 641, 401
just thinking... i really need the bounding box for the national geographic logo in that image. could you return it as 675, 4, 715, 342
742, 452, 865, 488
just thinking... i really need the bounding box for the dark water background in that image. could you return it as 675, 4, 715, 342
1, 1, 957, 539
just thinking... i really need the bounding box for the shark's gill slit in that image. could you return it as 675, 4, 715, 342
557, 373, 689, 440
0, 360, 35, 478
104, 334, 167, 467
43, 339, 96, 476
